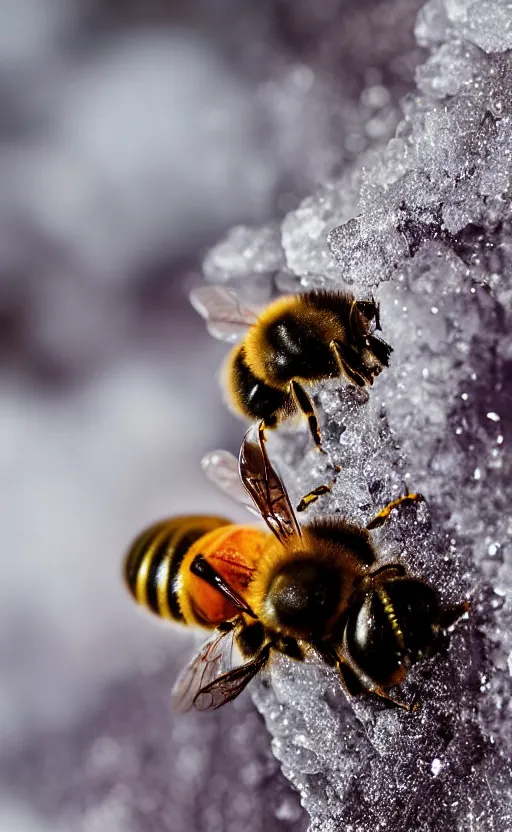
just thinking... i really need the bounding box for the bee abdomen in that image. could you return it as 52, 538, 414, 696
124, 516, 229, 623
230, 346, 291, 424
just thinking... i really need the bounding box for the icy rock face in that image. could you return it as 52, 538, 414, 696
201, 2, 512, 830
444, 0, 512, 53
251, 246, 512, 829
280, 178, 361, 286
324, 6, 512, 291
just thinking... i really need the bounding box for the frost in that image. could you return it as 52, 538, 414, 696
201, 0, 512, 829
203, 224, 285, 284
281, 179, 360, 285
415, 41, 481, 99
416, 0, 512, 55
247, 245, 512, 827
325, 16, 512, 292
327, 214, 408, 289
415, 0, 452, 47
444, 0, 512, 53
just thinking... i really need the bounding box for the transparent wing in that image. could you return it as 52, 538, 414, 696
189, 286, 260, 343
171, 626, 237, 713
201, 449, 260, 516
238, 423, 302, 545
194, 643, 271, 711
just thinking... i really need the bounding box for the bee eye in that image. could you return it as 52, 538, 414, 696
266, 561, 340, 635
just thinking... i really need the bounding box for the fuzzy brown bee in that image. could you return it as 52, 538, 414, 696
190, 287, 393, 449
124, 425, 468, 712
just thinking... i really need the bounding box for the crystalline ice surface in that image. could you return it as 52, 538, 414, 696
202, 1, 512, 830
203, 224, 285, 284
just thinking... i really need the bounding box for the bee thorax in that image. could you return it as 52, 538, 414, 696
263, 559, 341, 637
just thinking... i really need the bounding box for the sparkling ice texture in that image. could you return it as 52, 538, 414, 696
203, 1, 512, 829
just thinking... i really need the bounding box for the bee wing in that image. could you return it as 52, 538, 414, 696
171, 626, 238, 713
239, 423, 302, 545
189, 286, 260, 343
201, 449, 260, 516
193, 643, 271, 711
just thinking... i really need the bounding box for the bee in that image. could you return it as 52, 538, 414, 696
190, 286, 393, 449
124, 425, 468, 712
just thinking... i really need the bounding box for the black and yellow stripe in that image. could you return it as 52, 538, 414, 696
377, 587, 405, 651
124, 515, 229, 623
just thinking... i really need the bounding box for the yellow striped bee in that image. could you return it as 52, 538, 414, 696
190, 286, 392, 449
124, 426, 468, 712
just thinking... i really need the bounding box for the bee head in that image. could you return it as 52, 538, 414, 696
345, 577, 441, 686
265, 559, 341, 637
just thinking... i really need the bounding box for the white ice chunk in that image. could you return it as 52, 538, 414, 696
203, 224, 285, 284
444, 0, 512, 53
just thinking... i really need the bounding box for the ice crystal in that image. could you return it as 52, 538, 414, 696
202, 1, 512, 829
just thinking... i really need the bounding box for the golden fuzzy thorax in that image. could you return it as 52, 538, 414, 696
246, 526, 372, 638
242, 295, 348, 387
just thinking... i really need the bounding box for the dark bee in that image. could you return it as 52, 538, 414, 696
124, 425, 468, 712
190, 287, 392, 449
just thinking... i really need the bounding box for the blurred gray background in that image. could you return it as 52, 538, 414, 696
0, 1, 424, 829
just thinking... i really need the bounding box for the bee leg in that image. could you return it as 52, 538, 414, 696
355, 299, 381, 331
190, 554, 257, 618
258, 419, 268, 443
273, 636, 304, 660
439, 599, 471, 630
336, 660, 366, 698
369, 563, 407, 581
296, 484, 332, 512
366, 493, 425, 530
366, 333, 393, 368
290, 380, 323, 451
371, 685, 418, 712
323, 645, 416, 709
318, 645, 365, 698
296, 458, 342, 512
330, 340, 369, 387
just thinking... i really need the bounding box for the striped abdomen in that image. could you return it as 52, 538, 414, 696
124, 515, 230, 625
